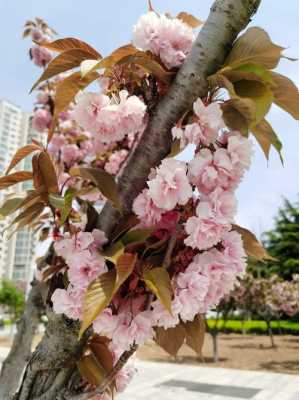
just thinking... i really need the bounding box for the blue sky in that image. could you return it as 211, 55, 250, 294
0, 0, 299, 236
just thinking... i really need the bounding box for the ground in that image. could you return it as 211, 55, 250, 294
137, 333, 299, 375
1, 332, 298, 375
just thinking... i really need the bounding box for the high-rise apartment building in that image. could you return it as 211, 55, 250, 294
0, 99, 38, 290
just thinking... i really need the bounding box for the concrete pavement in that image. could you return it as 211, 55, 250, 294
1, 347, 298, 399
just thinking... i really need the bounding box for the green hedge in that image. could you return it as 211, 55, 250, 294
207, 319, 299, 335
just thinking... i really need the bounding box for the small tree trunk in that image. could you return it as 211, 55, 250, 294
266, 320, 276, 348
212, 333, 219, 363
0, 283, 43, 399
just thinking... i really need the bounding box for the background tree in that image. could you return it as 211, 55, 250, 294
0, 279, 25, 321
263, 198, 299, 280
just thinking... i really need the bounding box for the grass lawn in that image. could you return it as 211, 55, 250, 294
207, 319, 299, 334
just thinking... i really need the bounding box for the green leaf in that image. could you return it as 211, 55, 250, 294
80, 253, 136, 337
251, 119, 283, 162
60, 188, 76, 224
70, 167, 122, 210
122, 228, 154, 246
233, 80, 274, 124
143, 267, 173, 314
49, 194, 65, 209
101, 241, 124, 264
224, 27, 284, 69
222, 63, 274, 84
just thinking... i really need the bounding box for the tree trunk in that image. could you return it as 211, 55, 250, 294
4, 1, 261, 398
0, 283, 43, 399
212, 333, 219, 363
266, 320, 276, 348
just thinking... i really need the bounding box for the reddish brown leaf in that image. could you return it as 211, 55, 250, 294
38, 37, 101, 58
53, 71, 99, 118
177, 12, 202, 28
37, 151, 59, 195
31, 49, 99, 92
184, 314, 205, 355
154, 324, 186, 356
0, 171, 33, 190
6, 144, 42, 175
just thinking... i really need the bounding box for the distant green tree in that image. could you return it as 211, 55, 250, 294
263, 198, 299, 280
0, 280, 25, 321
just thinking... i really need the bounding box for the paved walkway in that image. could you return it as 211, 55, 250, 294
1, 347, 298, 399
118, 361, 299, 400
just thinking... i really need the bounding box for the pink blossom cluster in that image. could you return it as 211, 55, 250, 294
172, 99, 225, 147
72, 90, 146, 145
51, 229, 108, 319
132, 11, 195, 69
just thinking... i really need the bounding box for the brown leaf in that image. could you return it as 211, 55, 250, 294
117, 53, 174, 84
177, 12, 202, 28
251, 119, 283, 161
143, 267, 173, 314
70, 167, 121, 210
6, 144, 41, 175
0, 171, 33, 190
77, 354, 106, 386
89, 336, 114, 373
154, 325, 186, 356
224, 27, 284, 69
37, 152, 59, 194
39, 37, 101, 59
53, 71, 99, 118
80, 253, 136, 337
9, 201, 45, 229
270, 72, 299, 120
232, 224, 275, 261
183, 314, 205, 355
0, 197, 24, 218
31, 49, 98, 92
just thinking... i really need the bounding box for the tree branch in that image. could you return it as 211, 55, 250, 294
12, 1, 262, 398
98, 0, 261, 237
0, 282, 43, 399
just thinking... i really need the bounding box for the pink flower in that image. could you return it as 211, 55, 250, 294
188, 148, 238, 194
133, 12, 195, 69
148, 159, 192, 211
67, 250, 107, 288
151, 300, 179, 328
93, 308, 119, 337
32, 108, 52, 133
133, 188, 163, 227
227, 133, 253, 170
201, 188, 237, 223
51, 287, 84, 320
112, 310, 154, 351
104, 149, 128, 175
115, 362, 136, 393
173, 269, 209, 321
36, 92, 50, 104
193, 98, 224, 144
73, 91, 146, 144
31, 45, 53, 67
61, 144, 82, 165
48, 134, 67, 156
184, 214, 229, 251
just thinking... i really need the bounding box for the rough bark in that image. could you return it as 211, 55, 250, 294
0, 283, 43, 399
8, 1, 262, 399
